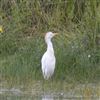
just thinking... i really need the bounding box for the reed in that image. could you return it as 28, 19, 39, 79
0, 0, 100, 83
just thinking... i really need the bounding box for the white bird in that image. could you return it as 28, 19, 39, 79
41, 32, 58, 80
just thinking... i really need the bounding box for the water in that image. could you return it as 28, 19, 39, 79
0, 81, 100, 100
0, 92, 99, 100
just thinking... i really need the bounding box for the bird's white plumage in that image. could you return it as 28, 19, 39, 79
41, 32, 57, 80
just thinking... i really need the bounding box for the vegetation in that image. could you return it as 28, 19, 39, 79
0, 0, 100, 84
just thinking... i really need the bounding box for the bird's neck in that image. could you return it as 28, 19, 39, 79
46, 39, 54, 54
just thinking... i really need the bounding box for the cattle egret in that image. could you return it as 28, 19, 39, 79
41, 32, 58, 80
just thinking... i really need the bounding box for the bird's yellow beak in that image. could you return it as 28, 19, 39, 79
54, 33, 58, 36
0, 26, 3, 33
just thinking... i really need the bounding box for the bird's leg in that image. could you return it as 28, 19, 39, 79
42, 79, 45, 94
50, 76, 54, 91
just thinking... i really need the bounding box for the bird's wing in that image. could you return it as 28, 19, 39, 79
41, 52, 56, 78
41, 52, 56, 69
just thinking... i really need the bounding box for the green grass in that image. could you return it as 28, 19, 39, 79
0, 31, 100, 84
0, 0, 100, 84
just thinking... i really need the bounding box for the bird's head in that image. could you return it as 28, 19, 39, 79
45, 32, 58, 40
